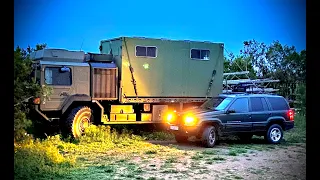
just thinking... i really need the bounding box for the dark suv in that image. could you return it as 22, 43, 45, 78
166, 93, 295, 148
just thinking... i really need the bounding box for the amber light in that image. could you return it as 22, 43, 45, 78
165, 110, 177, 124
184, 114, 197, 126
33, 97, 41, 104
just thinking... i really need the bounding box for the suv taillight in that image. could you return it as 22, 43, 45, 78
288, 109, 294, 121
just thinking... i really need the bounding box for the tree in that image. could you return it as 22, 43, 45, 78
224, 56, 257, 79
14, 44, 46, 141
238, 39, 306, 99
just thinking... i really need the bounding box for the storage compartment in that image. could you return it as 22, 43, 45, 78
110, 105, 134, 114
110, 113, 136, 121
92, 65, 118, 99
152, 105, 168, 122
141, 113, 152, 121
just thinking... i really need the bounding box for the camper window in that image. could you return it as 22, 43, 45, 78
191, 49, 210, 60
44, 67, 72, 86
136, 46, 157, 58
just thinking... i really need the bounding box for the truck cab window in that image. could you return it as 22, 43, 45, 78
45, 67, 72, 86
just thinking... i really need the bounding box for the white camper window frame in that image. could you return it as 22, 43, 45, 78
135, 45, 158, 58
190, 49, 210, 60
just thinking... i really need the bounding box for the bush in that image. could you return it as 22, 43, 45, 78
14, 45, 45, 141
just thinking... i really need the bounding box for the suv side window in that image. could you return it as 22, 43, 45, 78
45, 67, 72, 86
267, 97, 290, 110
250, 97, 269, 112
229, 98, 249, 113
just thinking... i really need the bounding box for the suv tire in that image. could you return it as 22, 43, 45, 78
265, 124, 283, 144
175, 135, 188, 143
66, 106, 92, 139
201, 126, 217, 148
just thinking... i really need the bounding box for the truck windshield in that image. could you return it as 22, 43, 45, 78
200, 97, 233, 111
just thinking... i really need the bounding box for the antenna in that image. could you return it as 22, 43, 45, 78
80, 38, 84, 51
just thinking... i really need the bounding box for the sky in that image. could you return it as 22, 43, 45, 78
14, 0, 306, 55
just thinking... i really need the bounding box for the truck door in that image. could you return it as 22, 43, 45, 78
40, 65, 74, 110
225, 97, 252, 132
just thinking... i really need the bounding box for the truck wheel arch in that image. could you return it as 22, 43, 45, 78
61, 94, 92, 115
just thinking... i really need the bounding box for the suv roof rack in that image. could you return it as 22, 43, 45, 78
223, 71, 280, 95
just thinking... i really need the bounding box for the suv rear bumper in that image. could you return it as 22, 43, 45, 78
284, 121, 294, 130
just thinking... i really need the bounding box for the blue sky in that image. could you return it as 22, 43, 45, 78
14, 0, 306, 55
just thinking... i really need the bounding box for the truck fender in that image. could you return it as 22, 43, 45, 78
61, 94, 92, 114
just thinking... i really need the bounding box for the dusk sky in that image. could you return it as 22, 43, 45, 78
14, 0, 306, 55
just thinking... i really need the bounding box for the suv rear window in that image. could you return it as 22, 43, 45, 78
267, 97, 290, 110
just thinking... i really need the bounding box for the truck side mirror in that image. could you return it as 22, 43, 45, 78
226, 109, 236, 114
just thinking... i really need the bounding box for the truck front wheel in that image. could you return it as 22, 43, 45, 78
66, 106, 93, 138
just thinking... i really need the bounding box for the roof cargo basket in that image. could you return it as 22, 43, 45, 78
85, 53, 113, 62
29, 49, 85, 62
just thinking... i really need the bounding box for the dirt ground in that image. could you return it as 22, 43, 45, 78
135, 140, 306, 180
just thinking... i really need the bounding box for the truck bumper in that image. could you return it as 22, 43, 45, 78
167, 124, 200, 136
284, 121, 294, 131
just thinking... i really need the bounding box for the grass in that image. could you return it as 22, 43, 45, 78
141, 131, 175, 141
227, 147, 247, 156
14, 114, 306, 180
191, 153, 204, 160
14, 125, 183, 180
284, 114, 306, 143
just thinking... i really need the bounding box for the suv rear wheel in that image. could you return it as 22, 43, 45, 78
201, 126, 217, 148
265, 124, 283, 144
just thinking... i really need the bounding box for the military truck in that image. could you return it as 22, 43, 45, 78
29, 37, 224, 138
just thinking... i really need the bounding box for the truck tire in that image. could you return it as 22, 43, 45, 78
265, 124, 283, 144
66, 106, 93, 138
175, 135, 188, 143
201, 126, 217, 148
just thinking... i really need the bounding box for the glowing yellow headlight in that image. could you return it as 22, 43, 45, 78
184, 115, 197, 126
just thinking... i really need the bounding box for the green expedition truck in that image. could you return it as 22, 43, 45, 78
29, 37, 224, 138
